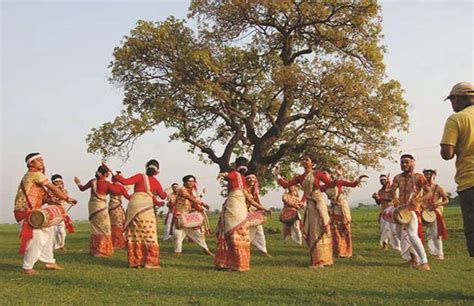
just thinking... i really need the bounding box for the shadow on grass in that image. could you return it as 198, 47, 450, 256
24, 273, 474, 304
0, 263, 20, 272
60, 251, 128, 268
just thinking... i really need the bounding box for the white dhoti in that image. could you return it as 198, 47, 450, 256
249, 224, 268, 253
380, 217, 401, 251
23, 226, 56, 269
283, 220, 302, 245
163, 213, 173, 241
173, 226, 209, 253
426, 220, 444, 257
54, 221, 66, 250
397, 211, 428, 264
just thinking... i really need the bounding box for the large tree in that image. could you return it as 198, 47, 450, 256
87, 0, 408, 189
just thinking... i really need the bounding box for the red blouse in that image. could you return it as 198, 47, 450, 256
322, 179, 359, 193
109, 183, 131, 200
278, 170, 333, 191
226, 170, 247, 191
114, 173, 167, 199
78, 178, 125, 196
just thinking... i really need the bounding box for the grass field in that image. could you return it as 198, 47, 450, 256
1, 206, 473, 305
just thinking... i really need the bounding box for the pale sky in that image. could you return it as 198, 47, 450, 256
1, 1, 473, 223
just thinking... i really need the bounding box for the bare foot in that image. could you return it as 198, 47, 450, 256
144, 265, 160, 269
215, 266, 229, 271
174, 252, 182, 256
433, 255, 444, 260
92, 254, 110, 258
417, 263, 430, 271
260, 252, 272, 257
309, 264, 324, 269
45, 263, 64, 270
203, 249, 215, 257
22, 269, 39, 275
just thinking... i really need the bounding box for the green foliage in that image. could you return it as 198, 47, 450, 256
1, 207, 473, 304
87, 1, 409, 190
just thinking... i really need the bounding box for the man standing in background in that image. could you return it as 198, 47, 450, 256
440, 81, 474, 257
372, 174, 400, 251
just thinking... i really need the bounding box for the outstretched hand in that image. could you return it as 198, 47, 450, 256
73, 176, 81, 186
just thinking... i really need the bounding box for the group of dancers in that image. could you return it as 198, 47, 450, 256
372, 155, 449, 271
14, 151, 448, 274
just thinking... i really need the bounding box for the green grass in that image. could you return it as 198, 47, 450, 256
1, 207, 473, 305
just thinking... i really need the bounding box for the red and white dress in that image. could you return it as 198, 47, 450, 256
114, 173, 167, 268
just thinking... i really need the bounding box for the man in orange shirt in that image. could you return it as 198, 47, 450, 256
14, 153, 77, 275
440, 81, 474, 256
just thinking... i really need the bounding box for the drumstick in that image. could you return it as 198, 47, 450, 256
66, 205, 74, 213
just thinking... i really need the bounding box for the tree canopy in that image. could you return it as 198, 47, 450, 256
87, 0, 408, 190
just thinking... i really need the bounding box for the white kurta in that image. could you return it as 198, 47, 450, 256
380, 217, 401, 251
283, 220, 302, 245
426, 219, 444, 256
249, 224, 268, 252
23, 225, 56, 269
173, 226, 209, 253
53, 221, 66, 249
397, 211, 428, 264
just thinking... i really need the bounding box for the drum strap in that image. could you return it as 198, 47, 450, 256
20, 181, 33, 210
431, 185, 438, 204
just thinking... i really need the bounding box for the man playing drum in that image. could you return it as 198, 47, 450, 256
422, 169, 449, 260
49, 174, 74, 251
14, 153, 77, 275
372, 174, 400, 251
172, 175, 213, 256
390, 154, 431, 271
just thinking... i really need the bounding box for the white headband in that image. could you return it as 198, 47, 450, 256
237, 165, 248, 172
147, 164, 158, 171
26, 154, 42, 165
52, 178, 63, 183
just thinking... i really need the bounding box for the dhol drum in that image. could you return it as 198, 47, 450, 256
28, 205, 65, 229
279, 208, 299, 224
421, 210, 436, 223
382, 206, 412, 225
175, 211, 204, 229
247, 210, 267, 227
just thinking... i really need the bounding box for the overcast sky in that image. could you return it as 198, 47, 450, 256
1, 0, 473, 223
